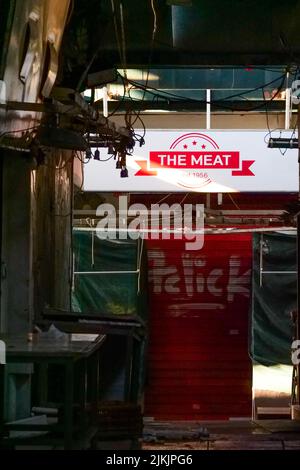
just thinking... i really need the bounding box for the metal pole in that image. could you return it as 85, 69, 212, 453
206, 89, 211, 130
297, 103, 300, 404
103, 86, 108, 118
259, 233, 263, 287
285, 72, 291, 130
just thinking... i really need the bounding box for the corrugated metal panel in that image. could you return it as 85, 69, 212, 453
144, 234, 252, 420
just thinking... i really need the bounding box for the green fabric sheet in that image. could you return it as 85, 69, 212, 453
251, 232, 296, 366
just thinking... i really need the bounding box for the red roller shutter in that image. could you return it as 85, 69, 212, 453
144, 234, 252, 420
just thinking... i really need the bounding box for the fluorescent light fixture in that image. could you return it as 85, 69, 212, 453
117, 69, 159, 81
144, 109, 172, 113
268, 137, 298, 149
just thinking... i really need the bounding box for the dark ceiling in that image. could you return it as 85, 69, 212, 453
59, 0, 300, 90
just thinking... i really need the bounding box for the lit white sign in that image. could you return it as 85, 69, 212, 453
84, 130, 298, 192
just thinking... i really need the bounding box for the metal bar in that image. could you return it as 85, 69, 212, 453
297, 102, 300, 405
285, 87, 291, 130
206, 89, 211, 129
102, 86, 108, 118
74, 270, 139, 275
259, 233, 263, 287
285, 71, 290, 130
204, 227, 295, 233
72, 253, 75, 292
74, 209, 286, 216
105, 99, 287, 112
74, 228, 204, 234
261, 271, 297, 274
74, 226, 296, 234
136, 238, 140, 272
79, 319, 141, 327
207, 210, 285, 215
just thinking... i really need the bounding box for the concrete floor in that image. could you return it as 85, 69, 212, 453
142, 419, 300, 450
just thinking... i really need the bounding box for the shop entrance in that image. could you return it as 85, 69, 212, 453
144, 234, 252, 420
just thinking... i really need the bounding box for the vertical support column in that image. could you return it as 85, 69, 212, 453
2, 151, 32, 333
297, 103, 300, 404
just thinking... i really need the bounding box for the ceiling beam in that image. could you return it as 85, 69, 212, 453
104, 99, 286, 113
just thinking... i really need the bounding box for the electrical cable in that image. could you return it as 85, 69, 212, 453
262, 73, 298, 156
155, 193, 171, 204
0, 125, 39, 140
122, 73, 286, 102
119, 1, 127, 81
228, 193, 240, 210
214, 72, 288, 102
127, 0, 158, 134
94, 153, 115, 162
111, 0, 124, 69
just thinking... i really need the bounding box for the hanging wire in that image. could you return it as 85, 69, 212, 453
228, 193, 241, 210
118, 70, 291, 112
119, 1, 127, 81
126, 0, 158, 136
261, 72, 298, 156
111, 0, 124, 68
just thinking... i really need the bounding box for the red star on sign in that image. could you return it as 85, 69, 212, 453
183, 144, 188, 149
201, 144, 206, 149
192, 140, 197, 145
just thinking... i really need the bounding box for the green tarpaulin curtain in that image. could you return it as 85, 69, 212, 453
72, 230, 147, 320
251, 232, 296, 366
